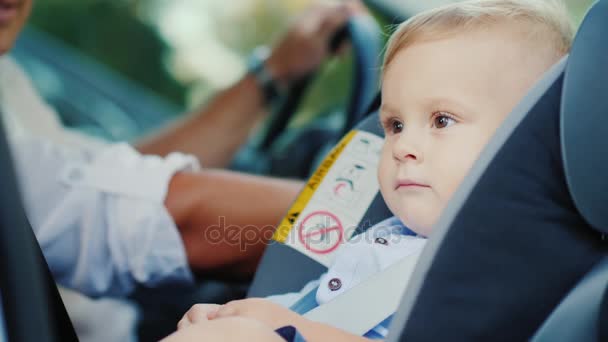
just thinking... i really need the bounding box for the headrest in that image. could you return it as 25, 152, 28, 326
355, 110, 384, 136
561, 0, 608, 234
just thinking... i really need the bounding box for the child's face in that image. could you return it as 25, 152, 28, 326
378, 24, 558, 236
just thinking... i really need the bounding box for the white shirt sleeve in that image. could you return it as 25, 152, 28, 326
11, 137, 199, 297
0, 56, 109, 150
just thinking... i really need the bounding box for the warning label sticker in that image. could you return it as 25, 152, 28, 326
298, 211, 344, 254
273, 130, 384, 267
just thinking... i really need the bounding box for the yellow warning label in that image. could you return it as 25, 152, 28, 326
272, 130, 358, 243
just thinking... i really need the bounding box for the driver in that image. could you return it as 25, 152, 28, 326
0, 0, 363, 340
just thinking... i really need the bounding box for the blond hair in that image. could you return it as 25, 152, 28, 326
383, 0, 574, 73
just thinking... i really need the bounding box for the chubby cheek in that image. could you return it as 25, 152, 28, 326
377, 143, 394, 192
396, 198, 441, 237
377, 143, 401, 218
433, 140, 485, 204
438, 165, 468, 204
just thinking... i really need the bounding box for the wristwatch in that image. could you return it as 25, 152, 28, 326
246, 46, 285, 106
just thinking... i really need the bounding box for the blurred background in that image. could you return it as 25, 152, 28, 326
14, 0, 593, 143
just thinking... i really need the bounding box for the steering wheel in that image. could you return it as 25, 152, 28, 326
230, 14, 383, 179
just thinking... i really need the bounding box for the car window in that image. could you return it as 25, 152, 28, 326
21, 0, 592, 141
24, 0, 370, 141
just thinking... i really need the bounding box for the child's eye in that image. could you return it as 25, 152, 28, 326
383, 118, 404, 135
431, 112, 456, 129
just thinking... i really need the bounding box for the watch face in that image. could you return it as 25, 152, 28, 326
247, 46, 282, 104
247, 46, 271, 72
253, 45, 271, 60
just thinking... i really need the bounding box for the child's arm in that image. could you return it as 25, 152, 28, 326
179, 298, 372, 342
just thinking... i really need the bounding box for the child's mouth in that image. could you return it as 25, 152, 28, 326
395, 179, 431, 190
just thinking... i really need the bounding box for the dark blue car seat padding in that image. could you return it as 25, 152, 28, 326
532, 2, 608, 339
561, 0, 608, 234
532, 257, 608, 342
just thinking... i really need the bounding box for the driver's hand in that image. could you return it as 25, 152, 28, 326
266, 0, 366, 86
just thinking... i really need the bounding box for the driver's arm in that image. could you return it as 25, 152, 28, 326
165, 169, 303, 279
136, 1, 361, 168
12, 135, 302, 296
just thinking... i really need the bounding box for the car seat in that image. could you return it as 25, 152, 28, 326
2, 1, 607, 340
388, 1, 608, 339
250, 1, 608, 340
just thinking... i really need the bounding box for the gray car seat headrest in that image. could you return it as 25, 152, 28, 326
561, 0, 608, 235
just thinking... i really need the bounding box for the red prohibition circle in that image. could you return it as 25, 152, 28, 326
297, 210, 344, 254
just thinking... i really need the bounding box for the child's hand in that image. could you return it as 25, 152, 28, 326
212, 298, 302, 328
164, 316, 284, 342
176, 303, 221, 330
175, 299, 371, 342
200, 298, 305, 330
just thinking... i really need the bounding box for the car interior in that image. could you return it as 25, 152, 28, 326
1, 0, 607, 341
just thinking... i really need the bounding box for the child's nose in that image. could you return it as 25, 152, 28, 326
392, 133, 423, 163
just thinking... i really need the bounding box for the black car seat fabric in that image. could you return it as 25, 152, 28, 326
600, 283, 608, 341
0, 112, 78, 342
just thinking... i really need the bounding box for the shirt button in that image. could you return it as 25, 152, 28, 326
375, 237, 388, 245
328, 278, 342, 291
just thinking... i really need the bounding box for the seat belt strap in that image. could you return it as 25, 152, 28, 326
289, 287, 319, 315
303, 249, 422, 336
